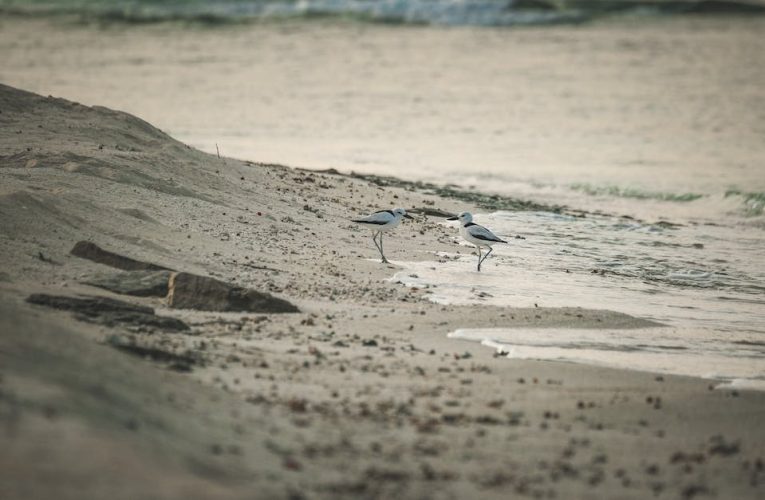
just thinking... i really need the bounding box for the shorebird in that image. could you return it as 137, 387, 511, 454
353, 208, 413, 263
447, 212, 507, 272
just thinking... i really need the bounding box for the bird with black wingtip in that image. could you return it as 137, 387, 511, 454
447, 212, 507, 271
353, 208, 413, 263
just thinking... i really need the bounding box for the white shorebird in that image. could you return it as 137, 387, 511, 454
447, 212, 507, 272
353, 208, 413, 263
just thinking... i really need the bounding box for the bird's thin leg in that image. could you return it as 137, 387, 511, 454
371, 231, 382, 256
477, 246, 482, 272
380, 232, 389, 263
479, 247, 493, 270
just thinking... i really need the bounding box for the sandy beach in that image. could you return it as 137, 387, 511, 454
1, 77, 764, 500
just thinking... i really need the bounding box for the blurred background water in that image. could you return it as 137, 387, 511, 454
7, 0, 762, 26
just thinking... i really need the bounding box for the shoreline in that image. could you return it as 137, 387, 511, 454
2, 84, 764, 499
449, 329, 765, 391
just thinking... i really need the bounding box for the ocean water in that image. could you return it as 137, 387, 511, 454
0, 0, 581, 25
1, 9, 764, 386
6, 0, 760, 26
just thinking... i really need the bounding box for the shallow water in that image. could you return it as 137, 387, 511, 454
393, 210, 765, 387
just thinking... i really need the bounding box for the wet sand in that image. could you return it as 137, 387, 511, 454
1, 83, 764, 499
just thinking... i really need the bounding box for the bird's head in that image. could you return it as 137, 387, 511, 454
394, 208, 413, 220
447, 212, 472, 223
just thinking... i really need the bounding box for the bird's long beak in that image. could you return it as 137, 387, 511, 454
446, 216, 458, 221
403, 214, 414, 220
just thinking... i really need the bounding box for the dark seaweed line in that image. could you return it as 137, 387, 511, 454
344, 170, 567, 214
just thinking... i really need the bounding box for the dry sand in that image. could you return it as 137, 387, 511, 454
1, 83, 764, 500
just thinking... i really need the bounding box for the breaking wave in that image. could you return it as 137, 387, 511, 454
569, 183, 705, 202
726, 190, 765, 217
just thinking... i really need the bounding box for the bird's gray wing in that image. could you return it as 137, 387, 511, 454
353, 211, 394, 225
468, 224, 507, 243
